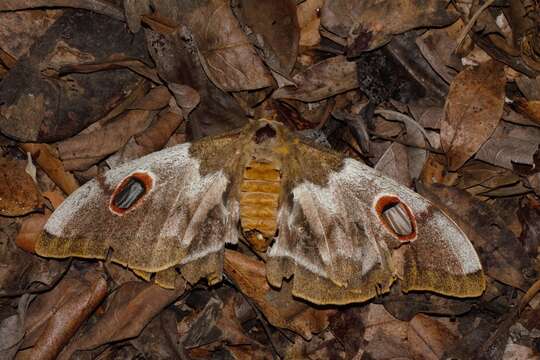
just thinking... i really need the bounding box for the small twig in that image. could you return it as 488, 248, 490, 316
0, 258, 72, 297
454, 0, 497, 54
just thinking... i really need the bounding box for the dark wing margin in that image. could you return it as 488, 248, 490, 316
37, 133, 244, 285
267, 142, 484, 305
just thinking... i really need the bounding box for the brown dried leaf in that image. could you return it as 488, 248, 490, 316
297, 0, 324, 47
19, 271, 107, 360
57, 109, 153, 171
408, 314, 459, 360
0, 9, 61, 60
181, 292, 261, 352
441, 60, 506, 171
0, 157, 42, 216
167, 83, 201, 115
180, 0, 273, 91
415, 19, 464, 83
361, 304, 410, 358
107, 110, 184, 167
59, 58, 162, 84
15, 213, 49, 254
145, 26, 247, 140
0, 9, 147, 142
58, 281, 185, 358
514, 97, 540, 126
223, 249, 333, 340
234, 0, 299, 76
272, 55, 358, 102
128, 85, 171, 110
20, 144, 79, 196
321, 0, 458, 55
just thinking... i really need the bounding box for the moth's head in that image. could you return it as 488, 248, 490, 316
249, 118, 289, 145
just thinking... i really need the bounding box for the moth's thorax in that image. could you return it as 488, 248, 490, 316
239, 123, 285, 251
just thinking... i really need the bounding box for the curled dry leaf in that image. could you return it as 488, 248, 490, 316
15, 213, 49, 254
167, 83, 201, 115
57, 109, 153, 171
223, 249, 334, 340
57, 281, 185, 358
128, 85, 171, 111
234, 0, 299, 76
19, 143, 79, 195
59, 58, 162, 84
18, 271, 107, 360
179, 0, 273, 91
0, 157, 42, 216
441, 60, 506, 171
272, 55, 358, 102
321, 0, 458, 55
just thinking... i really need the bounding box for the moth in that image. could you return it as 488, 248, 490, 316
37, 118, 485, 305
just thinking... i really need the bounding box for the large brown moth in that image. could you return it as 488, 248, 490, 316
36, 118, 485, 305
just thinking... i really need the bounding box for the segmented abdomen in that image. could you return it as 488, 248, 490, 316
239, 159, 281, 250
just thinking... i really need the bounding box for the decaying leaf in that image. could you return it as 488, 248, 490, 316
57, 109, 153, 171
408, 314, 459, 360
18, 271, 107, 360
297, 0, 324, 47
476, 121, 540, 170
178, 0, 273, 92
234, 0, 299, 77
273, 55, 358, 102
223, 250, 333, 340
0, 157, 42, 216
441, 60, 506, 171
57, 281, 185, 358
321, 0, 458, 55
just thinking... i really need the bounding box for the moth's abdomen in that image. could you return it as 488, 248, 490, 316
240, 160, 281, 251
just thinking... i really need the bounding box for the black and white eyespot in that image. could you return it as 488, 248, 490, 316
109, 171, 155, 215
374, 194, 417, 242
